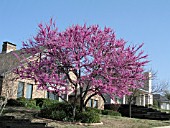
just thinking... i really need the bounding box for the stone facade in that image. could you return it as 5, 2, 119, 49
0, 72, 46, 99
85, 92, 104, 110
69, 92, 104, 110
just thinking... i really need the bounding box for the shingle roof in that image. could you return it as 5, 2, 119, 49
0, 50, 23, 76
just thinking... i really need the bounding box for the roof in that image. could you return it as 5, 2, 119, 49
0, 50, 26, 76
138, 88, 149, 94
153, 94, 170, 103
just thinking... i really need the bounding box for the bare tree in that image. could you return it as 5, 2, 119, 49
0, 72, 18, 115
163, 86, 170, 100
0, 52, 19, 115
147, 69, 168, 94
152, 80, 169, 94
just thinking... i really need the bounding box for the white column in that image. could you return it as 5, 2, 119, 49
66, 94, 69, 101
123, 95, 126, 104
148, 72, 152, 93
139, 94, 142, 105
147, 94, 150, 105
143, 94, 145, 106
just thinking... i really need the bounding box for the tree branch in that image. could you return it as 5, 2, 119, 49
84, 92, 97, 107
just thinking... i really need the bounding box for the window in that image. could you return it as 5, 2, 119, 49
26, 84, 33, 99
94, 100, 98, 108
17, 82, 24, 98
88, 99, 98, 108
88, 99, 93, 107
47, 92, 59, 100
47, 92, 68, 101
60, 94, 67, 101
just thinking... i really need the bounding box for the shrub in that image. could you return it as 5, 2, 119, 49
34, 98, 60, 108
39, 107, 52, 117
7, 98, 39, 109
7, 99, 25, 107
34, 98, 46, 107
39, 102, 73, 121
16, 97, 30, 107
42, 99, 59, 108
39, 102, 101, 122
75, 111, 100, 123
102, 109, 121, 116
104, 104, 121, 111
17, 97, 26, 101
26, 99, 40, 109
34, 98, 57, 107
16, 97, 28, 106
86, 107, 101, 114
54, 102, 73, 117
50, 110, 66, 121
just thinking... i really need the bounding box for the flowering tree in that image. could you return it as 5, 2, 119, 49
14, 20, 148, 117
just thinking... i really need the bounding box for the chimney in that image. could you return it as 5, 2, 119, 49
2, 42, 16, 53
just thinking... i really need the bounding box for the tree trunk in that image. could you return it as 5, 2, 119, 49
84, 92, 97, 109
129, 101, 132, 118
73, 85, 78, 120
80, 86, 85, 112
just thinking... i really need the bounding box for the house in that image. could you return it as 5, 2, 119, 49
0, 42, 47, 99
0, 42, 104, 109
104, 72, 153, 107
153, 94, 170, 110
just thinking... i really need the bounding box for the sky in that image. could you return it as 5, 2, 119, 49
0, 0, 170, 83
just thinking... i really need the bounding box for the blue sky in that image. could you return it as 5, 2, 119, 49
0, 0, 170, 82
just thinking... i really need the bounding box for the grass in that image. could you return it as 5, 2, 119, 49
3, 107, 170, 128
37, 115, 170, 128
98, 115, 170, 128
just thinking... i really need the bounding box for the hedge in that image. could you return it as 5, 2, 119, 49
102, 109, 121, 116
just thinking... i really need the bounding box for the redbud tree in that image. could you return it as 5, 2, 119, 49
14, 20, 148, 116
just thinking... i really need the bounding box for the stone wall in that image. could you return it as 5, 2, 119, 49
0, 72, 46, 99
85, 92, 104, 110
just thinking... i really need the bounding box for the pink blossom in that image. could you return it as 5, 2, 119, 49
14, 20, 148, 104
